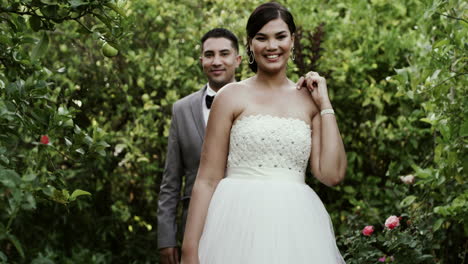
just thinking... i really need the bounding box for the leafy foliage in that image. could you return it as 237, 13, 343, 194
0, 0, 126, 262
0, 0, 466, 263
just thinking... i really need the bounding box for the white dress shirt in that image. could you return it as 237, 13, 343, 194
203, 84, 217, 125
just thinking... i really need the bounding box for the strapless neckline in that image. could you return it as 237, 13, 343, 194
227, 113, 311, 173
233, 114, 311, 131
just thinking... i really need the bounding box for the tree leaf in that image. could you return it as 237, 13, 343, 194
51, 189, 68, 204
75, 148, 85, 155
6, 234, 24, 258
65, 137, 72, 146
68, 0, 87, 7
433, 39, 449, 49
460, 120, 468, 137
0, 169, 21, 188
62, 189, 70, 200
343, 186, 355, 194
22, 193, 36, 210
400, 195, 417, 207
31, 32, 49, 61
69, 189, 91, 201
433, 218, 444, 231
29, 16, 42, 32
22, 172, 36, 182
411, 165, 432, 178
0, 251, 7, 262
104, 2, 127, 17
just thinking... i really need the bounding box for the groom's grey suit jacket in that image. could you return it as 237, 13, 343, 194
157, 86, 207, 249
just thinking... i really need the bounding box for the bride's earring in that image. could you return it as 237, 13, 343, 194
248, 51, 255, 64
290, 47, 295, 61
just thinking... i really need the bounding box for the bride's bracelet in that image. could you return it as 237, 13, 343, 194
320, 108, 335, 116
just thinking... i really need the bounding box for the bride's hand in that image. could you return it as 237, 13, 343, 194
296, 71, 332, 110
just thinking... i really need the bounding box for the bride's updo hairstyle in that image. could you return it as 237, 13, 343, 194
246, 2, 296, 72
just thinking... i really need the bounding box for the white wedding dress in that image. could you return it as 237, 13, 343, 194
198, 114, 345, 264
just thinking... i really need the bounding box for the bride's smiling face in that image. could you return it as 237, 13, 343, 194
250, 18, 294, 73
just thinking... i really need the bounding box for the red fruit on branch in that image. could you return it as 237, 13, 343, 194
40, 135, 49, 145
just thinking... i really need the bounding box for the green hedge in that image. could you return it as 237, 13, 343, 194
0, 0, 466, 263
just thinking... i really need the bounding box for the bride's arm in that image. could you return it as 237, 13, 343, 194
310, 110, 347, 186
297, 72, 347, 187
181, 85, 241, 262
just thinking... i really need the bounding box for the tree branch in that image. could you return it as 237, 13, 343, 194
431, 72, 467, 90
435, 12, 468, 24
73, 18, 93, 34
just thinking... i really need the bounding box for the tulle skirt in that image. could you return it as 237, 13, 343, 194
198, 167, 345, 264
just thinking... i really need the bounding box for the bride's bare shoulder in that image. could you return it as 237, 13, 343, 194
214, 80, 253, 118
217, 79, 252, 98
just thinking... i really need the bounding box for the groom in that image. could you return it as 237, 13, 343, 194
157, 28, 241, 264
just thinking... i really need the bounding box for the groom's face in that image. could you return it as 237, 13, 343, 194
200, 37, 241, 90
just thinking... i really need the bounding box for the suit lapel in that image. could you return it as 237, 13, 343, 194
190, 85, 207, 141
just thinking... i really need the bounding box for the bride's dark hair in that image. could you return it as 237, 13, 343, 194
246, 2, 296, 72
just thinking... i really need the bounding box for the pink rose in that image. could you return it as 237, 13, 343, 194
399, 174, 415, 184
40, 135, 50, 145
362, 225, 374, 236
385, 215, 400, 229
378, 256, 386, 262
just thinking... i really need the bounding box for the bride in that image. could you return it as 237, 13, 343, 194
181, 2, 347, 264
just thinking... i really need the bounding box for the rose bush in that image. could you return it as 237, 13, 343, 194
0, 0, 465, 263
342, 214, 436, 263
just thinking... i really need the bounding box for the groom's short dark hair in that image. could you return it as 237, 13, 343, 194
201, 28, 239, 53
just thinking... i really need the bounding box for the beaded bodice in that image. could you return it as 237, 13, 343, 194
227, 115, 311, 174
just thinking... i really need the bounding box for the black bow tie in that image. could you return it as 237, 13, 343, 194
205, 95, 215, 109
